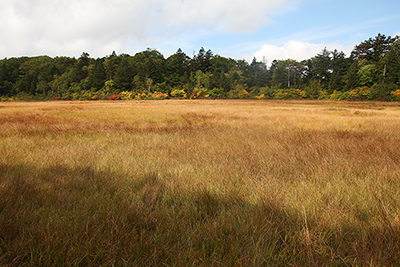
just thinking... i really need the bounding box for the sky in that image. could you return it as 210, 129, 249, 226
1, 0, 399, 65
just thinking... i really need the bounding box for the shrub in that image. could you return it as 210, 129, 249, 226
239, 89, 250, 99
258, 87, 276, 99
255, 94, 265, 99
228, 84, 249, 99
170, 89, 187, 99
317, 90, 329, 100
151, 91, 169, 99
339, 86, 372, 101
369, 83, 395, 100
329, 90, 343, 100
71, 92, 81, 100
135, 92, 148, 100
0, 96, 17, 101
208, 88, 225, 98
108, 94, 121, 100
61, 94, 71, 100
0, 96, 14, 101
390, 89, 400, 101
80, 91, 99, 101
273, 89, 307, 100
191, 88, 209, 99
274, 89, 292, 100
120, 91, 134, 100
303, 80, 322, 98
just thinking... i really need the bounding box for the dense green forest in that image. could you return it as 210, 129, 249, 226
1, 34, 399, 101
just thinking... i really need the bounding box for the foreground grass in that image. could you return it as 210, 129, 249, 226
1, 100, 400, 266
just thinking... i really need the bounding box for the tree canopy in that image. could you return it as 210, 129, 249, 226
1, 34, 399, 101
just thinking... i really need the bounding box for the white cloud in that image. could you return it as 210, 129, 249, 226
160, 0, 289, 33
0, 0, 290, 58
0, 0, 157, 57
250, 40, 353, 66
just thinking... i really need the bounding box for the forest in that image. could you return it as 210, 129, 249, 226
0, 33, 399, 101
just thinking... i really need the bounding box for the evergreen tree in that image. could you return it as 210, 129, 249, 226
380, 36, 400, 85
133, 48, 165, 84
75, 52, 90, 82
114, 57, 134, 91
345, 61, 360, 90
89, 58, 107, 90
104, 52, 121, 80
209, 55, 237, 74
329, 49, 349, 92
165, 48, 190, 87
312, 48, 331, 89
191, 47, 213, 73
248, 57, 268, 87
351, 34, 395, 63
271, 59, 299, 88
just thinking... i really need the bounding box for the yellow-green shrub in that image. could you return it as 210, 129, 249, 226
318, 90, 329, 100
135, 92, 148, 100
228, 84, 249, 99
390, 89, 400, 100
339, 86, 372, 100
170, 89, 187, 98
274, 88, 307, 100
191, 88, 209, 99
330, 90, 343, 100
151, 91, 169, 99
120, 91, 134, 100
255, 94, 265, 99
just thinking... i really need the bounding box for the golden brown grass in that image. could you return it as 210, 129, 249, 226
1, 100, 400, 266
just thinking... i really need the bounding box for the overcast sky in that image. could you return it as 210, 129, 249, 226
1, 0, 399, 64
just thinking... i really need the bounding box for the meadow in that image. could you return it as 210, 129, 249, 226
0, 99, 399, 266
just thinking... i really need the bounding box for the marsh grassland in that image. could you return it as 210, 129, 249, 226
1, 100, 400, 266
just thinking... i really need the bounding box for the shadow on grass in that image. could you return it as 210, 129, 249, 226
0, 163, 399, 266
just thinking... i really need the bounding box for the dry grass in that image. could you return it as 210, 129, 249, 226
1, 99, 400, 266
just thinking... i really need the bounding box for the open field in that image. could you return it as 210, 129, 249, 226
1, 99, 400, 266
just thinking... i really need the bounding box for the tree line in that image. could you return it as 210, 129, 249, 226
1, 33, 400, 101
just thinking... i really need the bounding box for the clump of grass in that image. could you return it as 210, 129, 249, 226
1, 100, 400, 265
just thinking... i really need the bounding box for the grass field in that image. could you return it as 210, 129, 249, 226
1, 99, 400, 266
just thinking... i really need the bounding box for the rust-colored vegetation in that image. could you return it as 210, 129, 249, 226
1, 100, 400, 266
